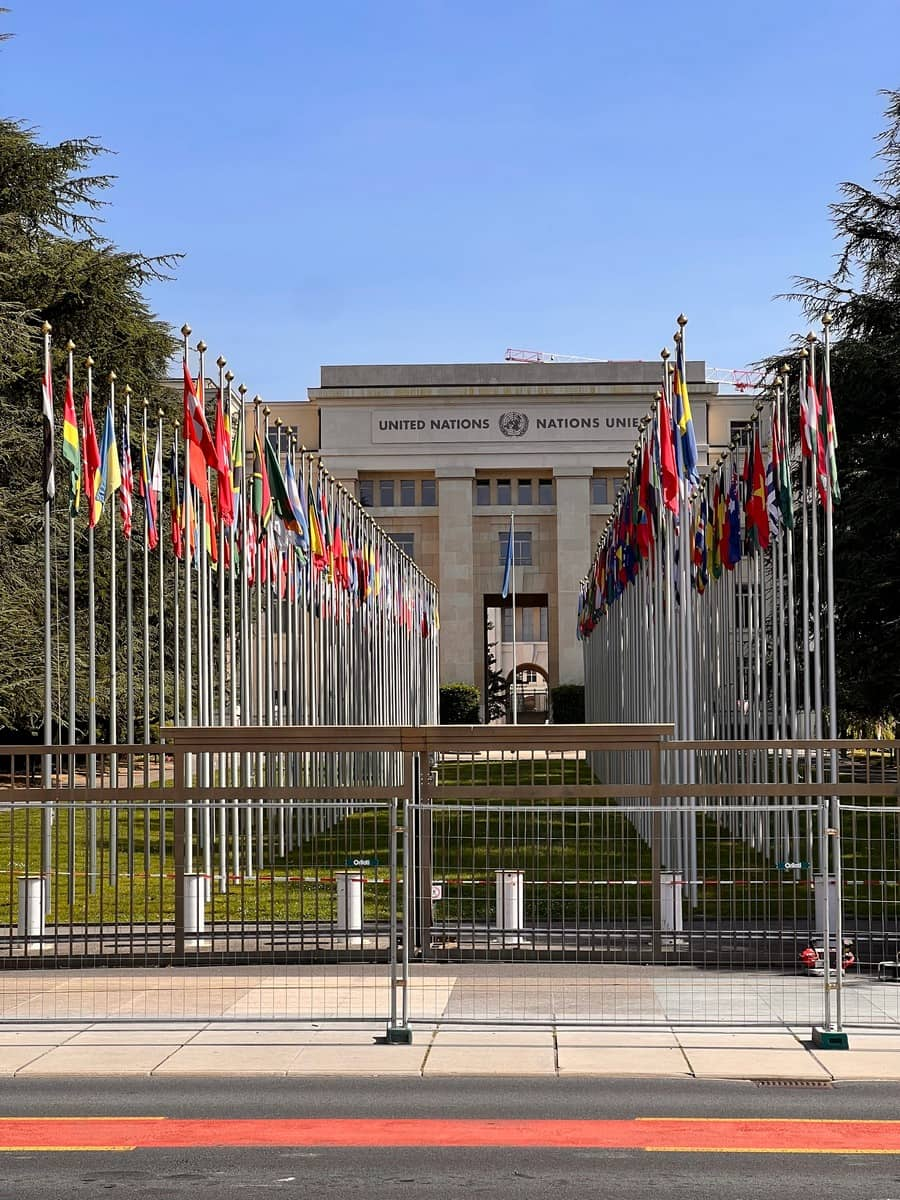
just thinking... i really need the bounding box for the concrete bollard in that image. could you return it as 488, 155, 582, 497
17, 876, 46, 940
494, 869, 525, 940
660, 871, 684, 934
335, 871, 364, 932
183, 873, 206, 936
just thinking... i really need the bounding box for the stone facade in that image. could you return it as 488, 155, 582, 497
250, 361, 752, 712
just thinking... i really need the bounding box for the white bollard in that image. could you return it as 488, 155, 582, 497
335, 871, 364, 932
660, 872, 684, 934
17, 876, 45, 940
494, 869, 525, 940
183, 873, 206, 935
814, 875, 838, 942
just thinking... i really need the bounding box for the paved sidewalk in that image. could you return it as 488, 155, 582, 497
0, 1022, 897, 1081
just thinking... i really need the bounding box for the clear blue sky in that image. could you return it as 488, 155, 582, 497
3, 1, 897, 399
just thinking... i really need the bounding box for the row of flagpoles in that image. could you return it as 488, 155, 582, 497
39, 321, 440, 892
577, 315, 840, 887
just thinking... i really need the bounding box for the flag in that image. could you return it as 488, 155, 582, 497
96, 398, 121, 512
284, 456, 310, 556
61, 372, 81, 515
264, 437, 303, 538
725, 464, 742, 569
119, 416, 133, 539
501, 516, 514, 599
141, 427, 158, 551
82, 392, 102, 528
252, 429, 273, 531
673, 339, 699, 484
214, 387, 235, 529
657, 392, 679, 513
711, 471, 724, 580
308, 479, 327, 574
823, 376, 840, 504
41, 361, 55, 502
801, 367, 819, 461
183, 362, 217, 468
745, 425, 769, 550
772, 399, 794, 532
168, 442, 183, 560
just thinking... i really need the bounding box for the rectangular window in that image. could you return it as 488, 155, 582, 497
476, 479, 491, 506
499, 529, 532, 566
400, 479, 416, 506
730, 419, 752, 444
591, 477, 608, 505
537, 478, 553, 505
496, 478, 512, 506
390, 532, 415, 559
358, 479, 374, 507
379, 478, 395, 507
517, 478, 533, 505
421, 478, 437, 506
500, 604, 548, 643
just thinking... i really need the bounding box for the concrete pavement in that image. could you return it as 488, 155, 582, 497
0, 1021, 898, 1080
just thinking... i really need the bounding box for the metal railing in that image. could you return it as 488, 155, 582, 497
0, 728, 897, 1029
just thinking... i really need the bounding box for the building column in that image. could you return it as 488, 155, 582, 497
436, 467, 476, 686
553, 467, 592, 687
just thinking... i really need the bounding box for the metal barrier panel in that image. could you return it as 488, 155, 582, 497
836, 743, 900, 1025
0, 743, 406, 1022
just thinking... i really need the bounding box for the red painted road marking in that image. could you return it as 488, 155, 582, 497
1, 1118, 900, 1152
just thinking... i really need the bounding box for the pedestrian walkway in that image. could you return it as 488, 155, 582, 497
0, 1021, 898, 1080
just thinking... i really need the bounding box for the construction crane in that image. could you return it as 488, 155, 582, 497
505, 348, 602, 364
506, 347, 767, 392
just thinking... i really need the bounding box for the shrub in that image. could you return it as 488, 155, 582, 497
550, 684, 585, 723
440, 683, 481, 725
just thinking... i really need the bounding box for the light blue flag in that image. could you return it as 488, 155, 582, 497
501, 517, 514, 598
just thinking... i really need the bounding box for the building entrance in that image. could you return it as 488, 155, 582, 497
483, 594, 549, 724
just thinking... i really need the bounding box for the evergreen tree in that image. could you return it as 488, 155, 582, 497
782, 90, 900, 728
0, 117, 178, 734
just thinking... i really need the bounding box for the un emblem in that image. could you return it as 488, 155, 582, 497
499, 410, 529, 438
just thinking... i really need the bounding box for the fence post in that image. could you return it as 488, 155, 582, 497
172, 744, 185, 958
386, 754, 413, 1044
650, 738, 663, 960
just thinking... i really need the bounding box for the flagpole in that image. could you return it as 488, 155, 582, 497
108, 370, 119, 886
85, 356, 98, 893
141, 399, 152, 878
41, 320, 54, 894
180, 325, 194, 874
216, 353, 228, 895
510, 510, 518, 725
238, 383, 253, 878
224, 369, 240, 881
822, 311, 842, 1030
123, 386, 135, 807
196, 338, 212, 896
65, 339, 77, 905
156, 408, 166, 784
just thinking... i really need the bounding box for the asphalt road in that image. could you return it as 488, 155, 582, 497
1, 1078, 900, 1199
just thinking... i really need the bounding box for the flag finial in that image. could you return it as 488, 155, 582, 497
66, 339, 75, 352
805, 331, 816, 345
225, 369, 234, 382
216, 355, 226, 369
822, 311, 834, 327
799, 347, 808, 360
41, 320, 52, 334
125, 384, 132, 395
238, 383, 247, 396
677, 313, 688, 328
660, 347, 670, 360
673, 330, 682, 345
196, 340, 207, 354
109, 371, 117, 382
85, 355, 94, 367
180, 324, 191, 338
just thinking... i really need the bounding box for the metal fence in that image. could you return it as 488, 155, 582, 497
0, 728, 897, 1030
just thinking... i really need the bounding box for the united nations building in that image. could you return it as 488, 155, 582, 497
268, 360, 752, 720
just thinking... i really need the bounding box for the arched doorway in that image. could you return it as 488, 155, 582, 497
506, 663, 549, 723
